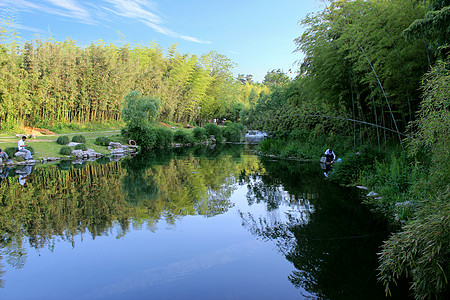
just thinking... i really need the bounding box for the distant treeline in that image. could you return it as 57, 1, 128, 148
0, 37, 269, 129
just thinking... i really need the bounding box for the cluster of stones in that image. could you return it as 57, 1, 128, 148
0, 152, 61, 167
70, 142, 137, 159
108, 142, 138, 155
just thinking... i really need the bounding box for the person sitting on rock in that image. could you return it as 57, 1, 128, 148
18, 136, 33, 160
0, 148, 12, 162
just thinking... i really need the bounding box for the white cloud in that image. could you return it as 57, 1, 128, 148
0, 0, 94, 24
45, 0, 91, 20
104, 0, 161, 23
2, 0, 211, 44
104, 0, 211, 44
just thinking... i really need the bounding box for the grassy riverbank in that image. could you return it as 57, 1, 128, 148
0, 121, 244, 161
0, 129, 124, 160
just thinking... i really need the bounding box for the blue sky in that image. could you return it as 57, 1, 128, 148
1, 0, 323, 82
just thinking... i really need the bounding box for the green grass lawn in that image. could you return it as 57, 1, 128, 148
0, 131, 126, 160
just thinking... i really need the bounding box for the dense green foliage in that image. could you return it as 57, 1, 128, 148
4, 147, 16, 158
222, 123, 245, 142
56, 136, 70, 145
74, 144, 88, 151
173, 130, 194, 145
0, 32, 269, 130
59, 146, 72, 155
246, 0, 431, 147
71, 135, 86, 144
153, 127, 174, 149
94, 136, 112, 146
378, 193, 450, 299
328, 147, 385, 185
192, 127, 207, 142
203, 123, 223, 143
121, 91, 161, 130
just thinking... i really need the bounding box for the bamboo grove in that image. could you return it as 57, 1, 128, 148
244, 0, 447, 148
0, 34, 269, 130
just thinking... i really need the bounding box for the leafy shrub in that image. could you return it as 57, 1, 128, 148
4, 147, 17, 158
123, 125, 156, 150
74, 143, 88, 151
72, 135, 86, 143
95, 136, 111, 146
124, 125, 174, 149
257, 139, 284, 156
173, 130, 194, 144
56, 135, 70, 145
222, 123, 245, 142
328, 147, 385, 185
204, 123, 223, 143
59, 146, 73, 155
193, 127, 207, 142
154, 127, 173, 148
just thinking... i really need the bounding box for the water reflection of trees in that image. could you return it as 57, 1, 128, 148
240, 159, 396, 299
0, 145, 258, 286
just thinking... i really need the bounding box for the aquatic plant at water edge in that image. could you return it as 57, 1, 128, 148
222, 123, 245, 142
72, 135, 86, 143
327, 147, 385, 185
173, 130, 194, 145
257, 139, 284, 156
56, 136, 70, 145
378, 192, 450, 300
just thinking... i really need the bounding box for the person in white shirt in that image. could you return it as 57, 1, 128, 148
324, 149, 336, 163
18, 136, 32, 160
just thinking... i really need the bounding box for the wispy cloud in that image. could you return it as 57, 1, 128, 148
103, 0, 211, 44
1, 0, 211, 44
45, 0, 91, 21
0, 0, 94, 24
104, 0, 211, 44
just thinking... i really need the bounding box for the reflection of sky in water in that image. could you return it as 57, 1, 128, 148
1, 181, 313, 300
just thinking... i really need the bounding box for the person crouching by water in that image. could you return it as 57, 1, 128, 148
18, 136, 33, 160
324, 148, 336, 164
0, 148, 12, 162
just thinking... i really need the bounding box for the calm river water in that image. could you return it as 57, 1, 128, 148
0, 144, 410, 300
